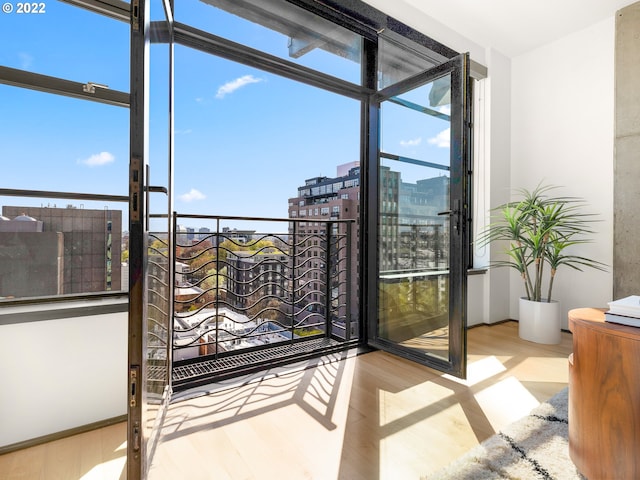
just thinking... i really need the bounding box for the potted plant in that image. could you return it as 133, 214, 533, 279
478, 183, 607, 343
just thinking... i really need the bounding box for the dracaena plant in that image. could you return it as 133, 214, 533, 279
478, 184, 607, 302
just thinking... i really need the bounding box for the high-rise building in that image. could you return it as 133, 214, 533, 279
287, 163, 448, 334
379, 166, 401, 272
288, 163, 360, 330
225, 250, 289, 314
379, 170, 449, 272
1, 206, 122, 297
197, 227, 211, 241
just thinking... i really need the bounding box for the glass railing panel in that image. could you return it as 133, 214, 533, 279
147, 232, 170, 385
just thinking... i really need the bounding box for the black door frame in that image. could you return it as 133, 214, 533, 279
365, 53, 471, 378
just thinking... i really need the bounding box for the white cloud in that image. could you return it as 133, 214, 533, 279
400, 137, 422, 148
175, 129, 192, 135
18, 52, 33, 69
78, 151, 115, 167
18, 52, 33, 70
428, 128, 450, 148
438, 105, 451, 116
216, 75, 263, 99
179, 188, 206, 202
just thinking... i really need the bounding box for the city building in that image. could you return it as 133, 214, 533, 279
0, 213, 63, 298
287, 162, 448, 329
0, 206, 122, 298
288, 162, 360, 327
225, 250, 289, 315
221, 227, 255, 244
197, 227, 211, 241
173, 307, 292, 360
380, 171, 449, 272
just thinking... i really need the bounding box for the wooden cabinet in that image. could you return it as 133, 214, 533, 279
568, 308, 640, 479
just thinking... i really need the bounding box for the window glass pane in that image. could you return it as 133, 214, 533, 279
174, 0, 362, 84
0, 196, 126, 299
174, 45, 359, 220
151, 0, 170, 21
378, 73, 453, 361
148, 42, 171, 222
0, 85, 129, 300
378, 36, 444, 90
380, 76, 451, 166
169, 44, 361, 355
0, 86, 129, 195
0, 2, 129, 91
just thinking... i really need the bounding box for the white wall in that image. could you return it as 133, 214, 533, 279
510, 18, 615, 326
467, 47, 513, 326
483, 48, 514, 324
0, 302, 127, 448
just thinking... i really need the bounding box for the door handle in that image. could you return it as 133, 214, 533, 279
437, 200, 462, 233
145, 186, 168, 194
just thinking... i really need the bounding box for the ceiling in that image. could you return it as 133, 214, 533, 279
373, 0, 637, 58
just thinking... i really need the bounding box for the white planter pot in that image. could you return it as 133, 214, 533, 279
518, 297, 562, 344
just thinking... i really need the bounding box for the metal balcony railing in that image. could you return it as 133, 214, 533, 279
164, 214, 357, 389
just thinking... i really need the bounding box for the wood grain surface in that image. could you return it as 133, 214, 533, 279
569, 308, 640, 480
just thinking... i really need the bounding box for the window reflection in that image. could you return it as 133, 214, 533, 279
175, 0, 362, 84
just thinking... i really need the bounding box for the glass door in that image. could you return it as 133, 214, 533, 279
370, 54, 470, 378
128, 1, 175, 478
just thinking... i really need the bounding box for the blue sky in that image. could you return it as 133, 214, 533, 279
0, 1, 450, 232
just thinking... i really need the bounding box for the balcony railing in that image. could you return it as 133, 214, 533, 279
157, 214, 357, 390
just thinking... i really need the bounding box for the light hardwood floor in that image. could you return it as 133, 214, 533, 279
0, 321, 573, 480
0, 422, 127, 480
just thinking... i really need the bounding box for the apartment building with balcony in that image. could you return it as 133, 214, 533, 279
288, 163, 360, 328
225, 250, 290, 312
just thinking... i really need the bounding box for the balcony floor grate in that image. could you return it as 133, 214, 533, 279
172, 338, 344, 389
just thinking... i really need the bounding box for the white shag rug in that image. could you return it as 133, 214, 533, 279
426, 388, 585, 480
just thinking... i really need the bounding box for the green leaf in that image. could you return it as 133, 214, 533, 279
477, 182, 607, 302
